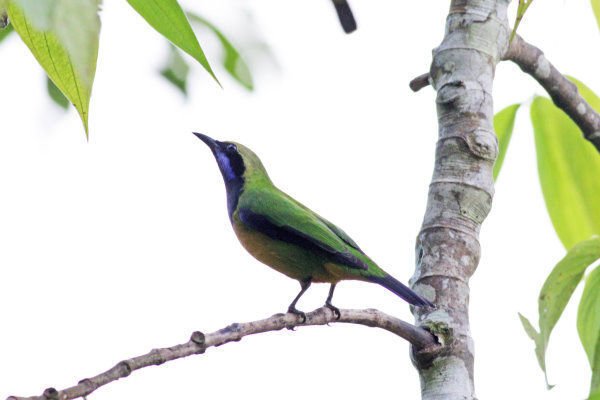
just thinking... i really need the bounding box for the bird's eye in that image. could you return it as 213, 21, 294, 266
226, 144, 237, 153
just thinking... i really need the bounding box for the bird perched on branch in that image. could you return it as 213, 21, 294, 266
331, 0, 357, 33
194, 133, 433, 320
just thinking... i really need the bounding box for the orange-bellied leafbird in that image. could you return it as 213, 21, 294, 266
194, 133, 433, 320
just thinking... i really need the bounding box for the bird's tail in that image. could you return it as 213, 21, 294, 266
369, 273, 434, 307
331, 0, 357, 34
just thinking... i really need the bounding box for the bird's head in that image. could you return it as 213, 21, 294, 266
193, 132, 271, 186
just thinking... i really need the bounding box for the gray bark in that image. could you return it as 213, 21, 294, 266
410, 1, 510, 399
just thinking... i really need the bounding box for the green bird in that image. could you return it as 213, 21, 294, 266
194, 133, 433, 320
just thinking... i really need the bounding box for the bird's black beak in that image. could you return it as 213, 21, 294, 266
193, 132, 219, 152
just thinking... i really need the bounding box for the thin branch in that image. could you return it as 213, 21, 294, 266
409, 72, 431, 92
504, 34, 600, 152
8, 307, 438, 400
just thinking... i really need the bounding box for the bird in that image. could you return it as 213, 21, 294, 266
331, 0, 357, 34
193, 133, 434, 321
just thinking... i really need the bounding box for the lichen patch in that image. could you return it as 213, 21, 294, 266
535, 55, 551, 79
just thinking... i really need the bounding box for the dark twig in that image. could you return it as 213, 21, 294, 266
409, 72, 431, 92
504, 35, 600, 152
8, 307, 438, 400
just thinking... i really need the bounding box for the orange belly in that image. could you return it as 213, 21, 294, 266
232, 222, 339, 283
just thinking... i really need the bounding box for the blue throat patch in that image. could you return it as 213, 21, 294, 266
216, 152, 244, 219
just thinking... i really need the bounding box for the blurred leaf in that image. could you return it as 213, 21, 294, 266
8, 0, 100, 84
521, 237, 600, 387
160, 44, 189, 95
0, 0, 8, 29
127, 0, 218, 85
493, 103, 520, 180
0, 20, 12, 40
188, 12, 253, 90
46, 75, 68, 109
593, 0, 600, 31
573, 77, 600, 112
578, 265, 600, 399
8, 2, 96, 136
510, 0, 533, 42
531, 80, 600, 249
10, 0, 55, 30
518, 313, 547, 383
52, 0, 101, 85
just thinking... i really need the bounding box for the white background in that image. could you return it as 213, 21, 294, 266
0, 1, 598, 399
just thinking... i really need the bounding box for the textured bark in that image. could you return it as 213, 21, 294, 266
410, 1, 510, 399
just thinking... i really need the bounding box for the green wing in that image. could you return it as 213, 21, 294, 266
314, 215, 362, 251
237, 187, 368, 270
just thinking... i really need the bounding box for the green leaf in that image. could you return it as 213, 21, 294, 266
592, 0, 600, 31
518, 313, 547, 380
493, 103, 520, 180
521, 237, 600, 387
46, 75, 68, 109
578, 265, 600, 399
9, 0, 100, 85
531, 80, 600, 249
539, 238, 600, 353
160, 44, 189, 96
510, 0, 533, 43
127, 0, 219, 85
0, 20, 12, 40
10, 0, 56, 30
52, 0, 101, 85
8, 1, 97, 136
187, 13, 253, 91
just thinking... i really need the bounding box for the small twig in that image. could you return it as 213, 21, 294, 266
504, 35, 600, 152
8, 307, 438, 400
409, 72, 431, 92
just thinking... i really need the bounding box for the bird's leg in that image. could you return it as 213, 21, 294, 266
324, 283, 341, 320
287, 278, 311, 323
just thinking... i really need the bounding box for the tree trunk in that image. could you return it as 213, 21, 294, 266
411, 1, 510, 398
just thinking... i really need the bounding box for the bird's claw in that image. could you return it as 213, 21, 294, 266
287, 306, 307, 323
325, 302, 341, 320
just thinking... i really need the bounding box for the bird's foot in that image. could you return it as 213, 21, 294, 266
324, 302, 341, 320
287, 306, 307, 323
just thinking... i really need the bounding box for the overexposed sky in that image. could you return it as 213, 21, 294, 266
1, 1, 598, 399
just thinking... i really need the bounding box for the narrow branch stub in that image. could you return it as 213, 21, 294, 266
505, 35, 600, 152
411, 1, 509, 399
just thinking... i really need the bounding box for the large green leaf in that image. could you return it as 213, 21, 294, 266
493, 103, 520, 180
8, 2, 97, 136
127, 0, 218, 84
187, 13, 253, 91
160, 44, 189, 96
539, 238, 600, 355
530, 81, 600, 249
592, 0, 600, 31
520, 237, 600, 387
578, 265, 600, 399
